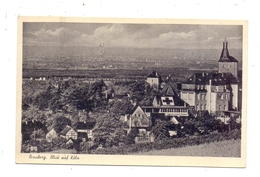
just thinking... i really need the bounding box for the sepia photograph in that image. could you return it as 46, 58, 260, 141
16, 17, 247, 167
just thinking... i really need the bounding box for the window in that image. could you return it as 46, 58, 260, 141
204, 104, 207, 110
224, 105, 226, 110
196, 94, 200, 100
219, 105, 221, 111
197, 105, 199, 110
201, 105, 203, 110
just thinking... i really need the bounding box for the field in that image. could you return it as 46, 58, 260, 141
133, 139, 241, 157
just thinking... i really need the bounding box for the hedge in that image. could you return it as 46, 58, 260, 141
91, 129, 241, 155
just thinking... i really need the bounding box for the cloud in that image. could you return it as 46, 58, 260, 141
23, 23, 242, 49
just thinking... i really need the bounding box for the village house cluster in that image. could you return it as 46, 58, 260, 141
124, 40, 241, 143
22, 40, 242, 152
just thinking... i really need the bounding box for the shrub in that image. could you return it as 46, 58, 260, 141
90, 129, 241, 155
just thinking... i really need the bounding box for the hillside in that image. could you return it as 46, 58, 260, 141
133, 139, 241, 157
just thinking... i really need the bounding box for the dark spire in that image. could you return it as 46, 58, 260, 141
221, 38, 229, 59
219, 39, 238, 62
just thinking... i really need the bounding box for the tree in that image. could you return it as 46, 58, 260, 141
52, 116, 71, 133
108, 97, 134, 118
22, 104, 47, 124
92, 113, 126, 148
151, 119, 170, 141
30, 129, 46, 140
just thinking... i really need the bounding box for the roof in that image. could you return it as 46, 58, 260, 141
151, 95, 187, 107
160, 77, 179, 96
147, 70, 161, 78
76, 122, 96, 130
184, 72, 238, 85
60, 125, 74, 136
218, 41, 238, 63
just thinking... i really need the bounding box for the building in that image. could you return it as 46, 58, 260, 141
180, 72, 238, 113
143, 77, 189, 117
146, 70, 162, 89
218, 39, 238, 78
46, 128, 58, 143
76, 122, 96, 141
60, 125, 77, 140
180, 40, 239, 113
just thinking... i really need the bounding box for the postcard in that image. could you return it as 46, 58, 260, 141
16, 17, 247, 167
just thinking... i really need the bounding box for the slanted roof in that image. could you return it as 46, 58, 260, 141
60, 125, 73, 136
152, 95, 186, 107
147, 70, 161, 78
185, 72, 238, 85
218, 41, 238, 63
160, 77, 179, 96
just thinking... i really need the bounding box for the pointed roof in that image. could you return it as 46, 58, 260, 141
219, 39, 238, 62
60, 125, 74, 136
160, 76, 179, 96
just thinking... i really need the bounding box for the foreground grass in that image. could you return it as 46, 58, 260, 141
44, 149, 77, 154
133, 139, 241, 157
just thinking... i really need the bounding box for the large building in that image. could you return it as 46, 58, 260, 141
180, 72, 238, 113
180, 40, 239, 113
218, 39, 238, 78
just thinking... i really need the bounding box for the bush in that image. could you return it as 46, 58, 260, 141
90, 129, 241, 155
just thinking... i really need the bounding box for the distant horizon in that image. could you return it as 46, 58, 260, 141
23, 23, 242, 50
23, 45, 243, 50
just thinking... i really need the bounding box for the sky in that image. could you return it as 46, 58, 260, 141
23, 22, 243, 49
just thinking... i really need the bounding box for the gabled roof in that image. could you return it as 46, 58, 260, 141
160, 77, 179, 96
60, 125, 74, 136
218, 41, 238, 63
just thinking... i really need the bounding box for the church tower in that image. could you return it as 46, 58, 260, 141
218, 39, 238, 77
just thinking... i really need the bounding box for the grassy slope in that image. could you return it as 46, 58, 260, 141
133, 139, 241, 157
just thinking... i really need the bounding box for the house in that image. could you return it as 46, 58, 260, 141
127, 105, 153, 143
134, 129, 154, 143
146, 70, 162, 89
180, 72, 238, 113
29, 140, 38, 152
65, 138, 76, 149
46, 128, 58, 142
142, 77, 189, 117
60, 125, 77, 140
76, 122, 96, 141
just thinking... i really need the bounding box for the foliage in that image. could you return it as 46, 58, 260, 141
30, 129, 46, 140
91, 129, 241, 155
108, 97, 134, 118
52, 116, 71, 133
125, 128, 139, 145
151, 119, 170, 141
92, 113, 126, 148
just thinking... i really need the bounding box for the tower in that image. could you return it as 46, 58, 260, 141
218, 39, 238, 78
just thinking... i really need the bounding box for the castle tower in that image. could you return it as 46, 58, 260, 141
218, 39, 238, 77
